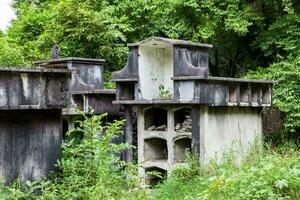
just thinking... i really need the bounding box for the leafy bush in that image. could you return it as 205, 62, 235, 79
40, 112, 130, 199
0, 112, 136, 199
245, 56, 300, 133
1, 112, 300, 199
145, 144, 300, 200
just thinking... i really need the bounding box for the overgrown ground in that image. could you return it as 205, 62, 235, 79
0, 113, 299, 200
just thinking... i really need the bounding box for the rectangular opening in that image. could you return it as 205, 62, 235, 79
251, 84, 259, 103
138, 45, 173, 99
174, 108, 192, 133
262, 85, 271, 104
228, 84, 237, 103
144, 108, 167, 131
144, 138, 168, 161
117, 82, 135, 100
240, 83, 249, 103
174, 137, 191, 163
73, 95, 84, 111
145, 167, 167, 186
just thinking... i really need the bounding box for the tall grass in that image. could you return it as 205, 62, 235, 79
129, 142, 300, 200
0, 112, 299, 200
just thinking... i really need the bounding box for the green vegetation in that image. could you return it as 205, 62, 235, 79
158, 84, 172, 99
0, 1, 299, 198
0, 112, 133, 199
0, 0, 299, 132
145, 144, 300, 200
0, 112, 299, 199
245, 57, 300, 132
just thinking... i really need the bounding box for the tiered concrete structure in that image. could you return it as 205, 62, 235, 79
36, 58, 121, 135
112, 37, 274, 182
0, 67, 71, 183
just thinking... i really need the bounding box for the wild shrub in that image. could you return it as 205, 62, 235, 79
148, 143, 300, 200
0, 112, 135, 199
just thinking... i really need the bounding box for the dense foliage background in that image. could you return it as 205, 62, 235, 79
0, 0, 299, 131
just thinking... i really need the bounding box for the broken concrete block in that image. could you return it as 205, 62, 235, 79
154, 124, 166, 131
147, 125, 156, 131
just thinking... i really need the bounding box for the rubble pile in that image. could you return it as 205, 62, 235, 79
175, 114, 192, 133
147, 124, 167, 131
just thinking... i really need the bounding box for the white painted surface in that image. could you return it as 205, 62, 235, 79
0, 83, 7, 105
138, 106, 192, 177
199, 107, 262, 164
137, 105, 263, 179
178, 81, 194, 101
20, 73, 29, 100
138, 44, 173, 99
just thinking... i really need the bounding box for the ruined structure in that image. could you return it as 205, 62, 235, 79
0, 67, 71, 183
112, 37, 274, 182
35, 57, 121, 135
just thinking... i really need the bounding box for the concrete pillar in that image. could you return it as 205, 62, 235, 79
191, 106, 200, 155
124, 106, 133, 162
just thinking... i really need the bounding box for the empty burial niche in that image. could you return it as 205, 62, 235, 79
174, 108, 192, 133
228, 84, 237, 103
73, 94, 84, 111
145, 167, 167, 186
144, 138, 168, 161
144, 108, 167, 131
262, 85, 271, 104
118, 82, 135, 100
62, 119, 69, 139
174, 137, 192, 163
251, 84, 259, 103
240, 83, 249, 103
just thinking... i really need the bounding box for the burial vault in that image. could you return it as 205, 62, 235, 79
112, 37, 274, 183
35, 57, 121, 136
0, 67, 71, 183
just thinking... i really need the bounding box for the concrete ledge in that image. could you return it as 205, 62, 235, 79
35, 57, 105, 67
0, 67, 71, 73
0, 68, 71, 110
71, 89, 116, 95
113, 100, 270, 107
111, 78, 139, 82
172, 76, 275, 84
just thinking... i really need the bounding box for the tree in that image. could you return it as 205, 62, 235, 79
1, 0, 299, 132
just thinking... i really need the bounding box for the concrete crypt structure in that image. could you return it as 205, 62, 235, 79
35, 57, 121, 136
0, 67, 71, 183
0, 37, 274, 184
0, 56, 123, 184
112, 37, 274, 183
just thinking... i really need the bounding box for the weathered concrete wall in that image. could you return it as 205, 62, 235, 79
138, 45, 173, 99
262, 108, 282, 134
0, 68, 71, 109
70, 62, 104, 92
112, 37, 271, 185
137, 105, 192, 176
0, 109, 62, 183
137, 105, 263, 178
199, 106, 262, 164
173, 78, 273, 107
0, 68, 70, 184
68, 90, 120, 115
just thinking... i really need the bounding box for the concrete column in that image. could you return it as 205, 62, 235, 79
124, 106, 133, 162
191, 106, 200, 155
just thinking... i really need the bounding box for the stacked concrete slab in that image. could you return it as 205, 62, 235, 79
0, 67, 71, 183
0, 57, 122, 184
36, 58, 121, 134
112, 37, 273, 183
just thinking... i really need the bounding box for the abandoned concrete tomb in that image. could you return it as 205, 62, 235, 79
112, 37, 273, 182
0, 37, 273, 184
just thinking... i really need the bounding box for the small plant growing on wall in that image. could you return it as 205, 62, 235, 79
158, 84, 172, 99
